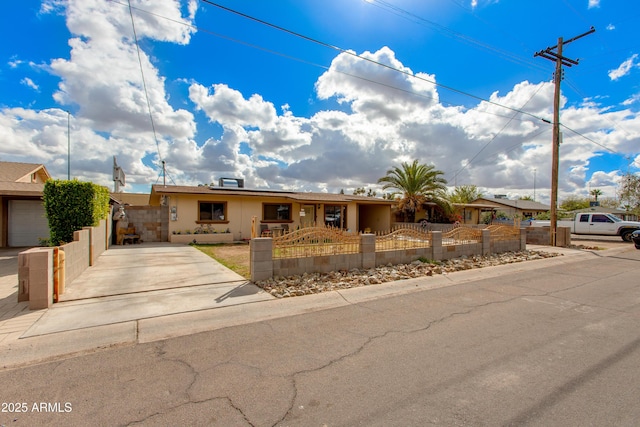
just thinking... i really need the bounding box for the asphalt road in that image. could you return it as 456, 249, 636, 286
1, 245, 639, 426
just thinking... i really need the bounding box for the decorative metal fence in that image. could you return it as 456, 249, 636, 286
442, 226, 482, 245
486, 225, 521, 242
255, 225, 525, 281
272, 225, 491, 259
272, 226, 360, 259
374, 226, 432, 252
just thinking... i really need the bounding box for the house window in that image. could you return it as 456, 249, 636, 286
263, 203, 291, 221
198, 201, 227, 222
325, 205, 346, 228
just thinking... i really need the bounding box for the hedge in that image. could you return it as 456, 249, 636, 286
43, 179, 110, 246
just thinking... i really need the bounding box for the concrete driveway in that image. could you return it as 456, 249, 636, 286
20, 243, 273, 338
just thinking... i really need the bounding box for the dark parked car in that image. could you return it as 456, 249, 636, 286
632, 230, 640, 249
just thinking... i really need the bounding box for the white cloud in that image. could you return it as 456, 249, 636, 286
2, 1, 640, 207
608, 54, 638, 81
315, 47, 439, 122
34, 0, 198, 188
21, 77, 39, 91
588, 0, 600, 9
189, 83, 277, 130
622, 93, 640, 106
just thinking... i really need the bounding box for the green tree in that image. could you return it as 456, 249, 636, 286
519, 195, 534, 201
560, 195, 590, 212
599, 197, 620, 210
377, 160, 449, 222
617, 172, 640, 212
448, 185, 483, 203
353, 187, 377, 197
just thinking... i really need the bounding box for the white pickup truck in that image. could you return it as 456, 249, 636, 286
530, 213, 640, 242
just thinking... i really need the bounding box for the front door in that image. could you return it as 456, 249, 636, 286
301, 205, 315, 228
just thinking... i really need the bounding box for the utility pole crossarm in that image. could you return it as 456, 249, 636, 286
535, 50, 579, 66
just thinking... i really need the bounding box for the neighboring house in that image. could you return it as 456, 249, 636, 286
470, 197, 550, 220
149, 184, 395, 240
451, 202, 501, 225
0, 161, 51, 247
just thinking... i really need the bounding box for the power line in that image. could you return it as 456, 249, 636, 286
118, 1, 620, 174
127, 0, 164, 167
366, 0, 548, 73
450, 83, 547, 183
365, 0, 622, 155
199, 0, 551, 124
111, 0, 539, 125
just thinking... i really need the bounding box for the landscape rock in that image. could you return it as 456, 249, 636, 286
254, 250, 561, 298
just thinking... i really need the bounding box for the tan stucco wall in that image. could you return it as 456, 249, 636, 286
162, 194, 379, 240
357, 204, 391, 232
167, 194, 299, 240
0, 197, 5, 247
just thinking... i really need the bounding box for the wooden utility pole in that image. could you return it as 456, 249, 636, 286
534, 27, 595, 246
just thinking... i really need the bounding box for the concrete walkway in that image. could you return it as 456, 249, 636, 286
0, 248, 45, 345
24, 243, 272, 337
0, 243, 271, 364
0, 240, 635, 369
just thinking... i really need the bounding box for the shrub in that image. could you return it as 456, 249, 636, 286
43, 179, 110, 246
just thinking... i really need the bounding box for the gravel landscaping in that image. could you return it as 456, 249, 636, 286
254, 249, 562, 298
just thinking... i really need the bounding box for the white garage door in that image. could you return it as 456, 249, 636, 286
8, 200, 50, 247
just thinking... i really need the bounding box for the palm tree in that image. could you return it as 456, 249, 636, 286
590, 188, 603, 202
378, 160, 449, 222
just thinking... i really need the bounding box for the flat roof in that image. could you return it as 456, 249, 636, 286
150, 185, 395, 204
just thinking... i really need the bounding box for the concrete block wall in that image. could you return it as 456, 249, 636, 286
122, 205, 169, 242
18, 248, 54, 309
525, 226, 571, 247
19, 216, 111, 308
361, 234, 376, 269
270, 252, 363, 278
60, 229, 90, 286
375, 247, 432, 266
556, 227, 571, 247
483, 229, 492, 255
440, 243, 483, 260
88, 219, 108, 265
251, 238, 274, 281
252, 230, 523, 280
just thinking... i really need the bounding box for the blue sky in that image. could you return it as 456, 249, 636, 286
1, 0, 639, 205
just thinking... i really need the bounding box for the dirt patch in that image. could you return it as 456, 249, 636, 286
194, 243, 250, 279
569, 237, 632, 250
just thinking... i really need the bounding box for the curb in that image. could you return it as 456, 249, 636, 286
1, 246, 617, 371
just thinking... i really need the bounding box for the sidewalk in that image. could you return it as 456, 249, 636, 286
0, 248, 45, 345
0, 242, 633, 370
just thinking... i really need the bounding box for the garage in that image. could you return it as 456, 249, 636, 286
8, 200, 50, 247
